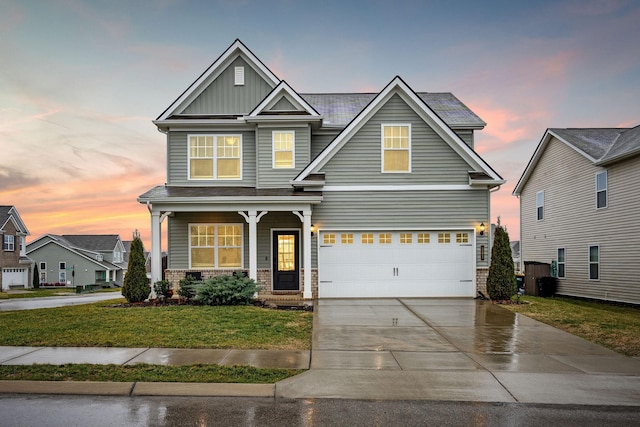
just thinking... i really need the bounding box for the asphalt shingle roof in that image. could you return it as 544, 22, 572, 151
550, 124, 640, 164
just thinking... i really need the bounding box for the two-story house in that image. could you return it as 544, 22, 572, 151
513, 125, 640, 305
1, 205, 33, 290
26, 234, 127, 287
139, 40, 505, 299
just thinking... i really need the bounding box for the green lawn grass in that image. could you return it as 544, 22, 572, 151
0, 299, 312, 350
0, 364, 299, 384
1, 287, 121, 299
503, 296, 640, 357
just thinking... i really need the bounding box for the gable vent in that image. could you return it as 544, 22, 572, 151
234, 66, 245, 86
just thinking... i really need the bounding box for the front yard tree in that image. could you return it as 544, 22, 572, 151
486, 222, 516, 301
122, 232, 149, 303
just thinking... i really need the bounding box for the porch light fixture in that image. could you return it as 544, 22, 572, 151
310, 224, 316, 236
480, 222, 485, 236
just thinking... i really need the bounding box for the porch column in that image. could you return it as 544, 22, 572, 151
149, 210, 162, 298
302, 210, 313, 299
238, 210, 259, 282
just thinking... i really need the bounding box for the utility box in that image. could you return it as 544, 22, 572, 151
524, 261, 550, 296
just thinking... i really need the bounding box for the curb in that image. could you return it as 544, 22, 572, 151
0, 380, 274, 398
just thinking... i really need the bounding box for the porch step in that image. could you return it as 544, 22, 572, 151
256, 292, 311, 310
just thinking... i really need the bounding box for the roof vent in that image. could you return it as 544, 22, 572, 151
234, 66, 244, 86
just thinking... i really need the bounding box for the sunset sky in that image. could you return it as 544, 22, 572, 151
1, 0, 639, 249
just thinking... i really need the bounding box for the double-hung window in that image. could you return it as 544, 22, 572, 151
59, 262, 67, 284
382, 124, 411, 172
3, 235, 14, 251
596, 171, 607, 209
273, 131, 295, 168
536, 191, 544, 220
190, 224, 242, 268
189, 135, 241, 180
589, 245, 599, 280
557, 247, 566, 278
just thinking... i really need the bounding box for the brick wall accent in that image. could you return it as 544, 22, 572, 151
476, 268, 489, 296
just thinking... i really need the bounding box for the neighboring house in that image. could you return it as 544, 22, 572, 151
510, 241, 521, 273
26, 235, 127, 287
139, 39, 505, 299
513, 125, 640, 305
1, 206, 33, 290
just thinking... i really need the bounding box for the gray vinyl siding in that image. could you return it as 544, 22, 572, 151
312, 189, 490, 267
167, 131, 256, 186
182, 57, 273, 115
256, 126, 310, 188
269, 96, 298, 111
520, 138, 640, 304
167, 211, 315, 270
27, 244, 106, 287
320, 94, 472, 185
453, 129, 474, 148
310, 131, 340, 158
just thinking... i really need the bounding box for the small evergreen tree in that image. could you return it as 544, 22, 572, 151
486, 224, 516, 301
32, 264, 40, 289
122, 233, 149, 303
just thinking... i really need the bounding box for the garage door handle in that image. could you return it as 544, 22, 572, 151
320, 280, 333, 283
459, 279, 473, 282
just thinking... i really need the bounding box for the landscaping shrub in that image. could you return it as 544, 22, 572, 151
153, 280, 173, 299
197, 274, 259, 306
177, 275, 200, 301
486, 225, 516, 301
33, 264, 40, 289
122, 235, 150, 303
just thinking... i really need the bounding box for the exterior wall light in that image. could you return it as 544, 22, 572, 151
480, 222, 485, 236
310, 224, 316, 236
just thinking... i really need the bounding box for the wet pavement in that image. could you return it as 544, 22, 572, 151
276, 298, 640, 405
0, 292, 123, 311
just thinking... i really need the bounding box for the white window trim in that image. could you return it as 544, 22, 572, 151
536, 190, 544, 221
59, 262, 67, 284
596, 170, 608, 209
588, 245, 600, 281
187, 134, 243, 181
557, 247, 566, 279
3, 234, 15, 251
272, 130, 295, 169
188, 223, 244, 269
381, 123, 412, 173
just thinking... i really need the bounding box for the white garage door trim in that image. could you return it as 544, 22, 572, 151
318, 230, 476, 298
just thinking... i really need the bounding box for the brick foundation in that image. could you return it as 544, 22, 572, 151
476, 268, 488, 297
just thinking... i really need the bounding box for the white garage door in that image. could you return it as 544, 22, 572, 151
2, 268, 27, 290
318, 230, 475, 298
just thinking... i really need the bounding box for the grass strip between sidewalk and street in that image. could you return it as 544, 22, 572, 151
502, 296, 640, 357
0, 364, 300, 383
0, 299, 312, 350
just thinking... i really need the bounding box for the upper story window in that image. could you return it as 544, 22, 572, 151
536, 190, 544, 221
189, 135, 241, 180
3, 235, 15, 251
596, 171, 607, 209
382, 124, 411, 173
234, 66, 244, 86
113, 249, 123, 263
273, 131, 295, 169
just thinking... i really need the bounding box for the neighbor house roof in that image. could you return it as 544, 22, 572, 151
26, 234, 125, 271
0, 205, 30, 235
59, 235, 121, 252
513, 124, 640, 195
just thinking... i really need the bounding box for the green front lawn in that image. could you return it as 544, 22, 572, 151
503, 296, 640, 357
0, 300, 312, 350
0, 287, 121, 299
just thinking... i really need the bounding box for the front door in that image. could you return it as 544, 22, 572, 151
273, 230, 300, 291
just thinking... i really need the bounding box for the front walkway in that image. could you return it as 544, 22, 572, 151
276, 298, 640, 405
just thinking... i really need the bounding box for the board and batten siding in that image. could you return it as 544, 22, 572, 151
312, 189, 490, 268
320, 94, 471, 186
520, 137, 640, 304
256, 126, 310, 188
167, 131, 256, 186
182, 56, 274, 115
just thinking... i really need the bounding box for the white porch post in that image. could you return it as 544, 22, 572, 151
302, 210, 313, 299
150, 210, 162, 299
248, 210, 258, 281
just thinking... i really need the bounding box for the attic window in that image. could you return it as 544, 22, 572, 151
234, 66, 244, 86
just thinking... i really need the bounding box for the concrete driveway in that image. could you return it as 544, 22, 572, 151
276, 298, 640, 405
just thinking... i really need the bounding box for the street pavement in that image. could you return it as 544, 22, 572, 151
1, 297, 640, 406
0, 292, 123, 311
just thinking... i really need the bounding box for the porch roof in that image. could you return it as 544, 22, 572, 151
138, 186, 322, 204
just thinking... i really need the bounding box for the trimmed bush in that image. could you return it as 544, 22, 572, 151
487, 225, 516, 300
153, 280, 172, 299
177, 275, 200, 301
122, 236, 150, 303
197, 274, 259, 306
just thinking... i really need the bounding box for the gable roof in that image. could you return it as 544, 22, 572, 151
0, 205, 30, 235
59, 235, 123, 252
513, 124, 640, 195
156, 39, 280, 121
293, 76, 503, 186
26, 234, 125, 270
246, 80, 321, 122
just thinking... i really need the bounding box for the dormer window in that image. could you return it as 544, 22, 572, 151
97, 254, 104, 262
234, 66, 244, 86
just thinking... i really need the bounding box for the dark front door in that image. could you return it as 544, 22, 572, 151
273, 230, 300, 291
